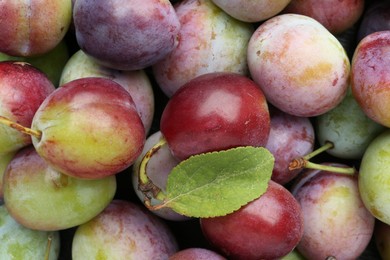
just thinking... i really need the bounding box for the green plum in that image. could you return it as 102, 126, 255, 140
3, 146, 116, 231
316, 88, 385, 159
359, 130, 390, 225
0, 205, 60, 259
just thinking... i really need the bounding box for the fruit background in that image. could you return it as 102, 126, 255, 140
0, 0, 389, 259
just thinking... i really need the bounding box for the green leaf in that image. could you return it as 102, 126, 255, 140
159, 146, 274, 218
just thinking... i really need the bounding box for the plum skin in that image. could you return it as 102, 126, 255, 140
0, 0, 72, 57
152, 0, 254, 97
72, 200, 179, 259
351, 31, 390, 127
292, 164, 375, 259
0, 61, 56, 154
247, 14, 350, 117
160, 72, 270, 161
73, 0, 181, 71
200, 180, 304, 260
31, 77, 145, 179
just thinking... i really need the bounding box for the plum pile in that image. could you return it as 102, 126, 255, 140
0, 0, 389, 259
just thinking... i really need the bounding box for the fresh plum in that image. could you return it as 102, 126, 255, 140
351, 30, 390, 127
31, 77, 145, 179
265, 107, 315, 185
291, 164, 375, 259
0, 0, 72, 57
200, 180, 304, 260
248, 14, 350, 117
210, 0, 291, 23
72, 200, 179, 259
153, 0, 254, 97
73, 0, 181, 70
160, 72, 270, 161
59, 49, 155, 133
0, 61, 55, 154
283, 0, 365, 34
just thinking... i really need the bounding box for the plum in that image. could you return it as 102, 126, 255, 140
351, 30, 390, 127
72, 200, 179, 259
152, 0, 254, 97
210, 0, 291, 23
200, 180, 304, 260
283, 0, 365, 34
248, 14, 350, 117
291, 164, 375, 259
0, 0, 72, 57
73, 0, 181, 71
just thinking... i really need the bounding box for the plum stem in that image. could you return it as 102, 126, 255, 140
289, 141, 356, 175
138, 137, 168, 209
303, 141, 334, 160
297, 160, 356, 175
0, 115, 41, 139
44, 233, 53, 260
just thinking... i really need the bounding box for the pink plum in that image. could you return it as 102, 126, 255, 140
291, 164, 375, 259
247, 14, 350, 117
152, 0, 254, 97
351, 30, 390, 127
72, 200, 179, 259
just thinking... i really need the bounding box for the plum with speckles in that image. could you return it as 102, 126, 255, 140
247, 14, 350, 117
351, 30, 390, 127
73, 0, 181, 71
0, 61, 56, 155
72, 200, 179, 260
0, 0, 72, 57
291, 163, 375, 260
152, 0, 254, 97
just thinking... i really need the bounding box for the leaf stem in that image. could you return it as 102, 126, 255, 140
0, 115, 41, 139
137, 137, 168, 210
